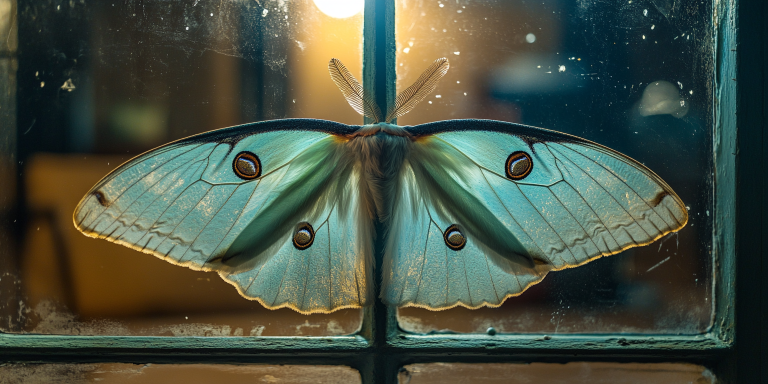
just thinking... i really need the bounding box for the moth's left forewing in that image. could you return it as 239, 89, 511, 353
73, 119, 372, 314
385, 120, 688, 310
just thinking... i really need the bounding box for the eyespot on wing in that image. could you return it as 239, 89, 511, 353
293, 222, 315, 250
505, 151, 533, 180
443, 224, 467, 251
201, 131, 334, 184
233, 152, 261, 179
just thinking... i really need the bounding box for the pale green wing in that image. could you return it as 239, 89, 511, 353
222, 173, 372, 314
382, 119, 687, 310
74, 119, 372, 314
381, 159, 551, 310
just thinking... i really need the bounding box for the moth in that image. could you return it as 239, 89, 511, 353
74, 58, 687, 314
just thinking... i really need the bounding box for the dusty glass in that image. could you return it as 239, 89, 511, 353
1, 0, 364, 336
398, 362, 714, 383
396, 0, 713, 333
0, 363, 361, 383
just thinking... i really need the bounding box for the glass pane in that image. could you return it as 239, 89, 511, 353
1, 0, 364, 335
396, 0, 712, 333
0, 363, 361, 384
399, 363, 714, 384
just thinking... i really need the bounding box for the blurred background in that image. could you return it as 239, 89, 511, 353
0, 0, 712, 336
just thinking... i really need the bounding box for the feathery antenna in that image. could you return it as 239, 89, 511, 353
385, 57, 450, 123
328, 58, 382, 123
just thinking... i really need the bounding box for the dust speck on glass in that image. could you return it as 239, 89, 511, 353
0, 0, 713, 338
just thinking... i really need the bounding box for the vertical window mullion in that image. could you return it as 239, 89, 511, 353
359, 1, 398, 383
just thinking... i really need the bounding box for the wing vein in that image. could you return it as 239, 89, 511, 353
512, 181, 576, 265
177, 184, 240, 263
136, 160, 209, 251
109, 159, 202, 238
553, 143, 677, 230
412, 220, 432, 305
549, 145, 653, 242
478, 170, 548, 258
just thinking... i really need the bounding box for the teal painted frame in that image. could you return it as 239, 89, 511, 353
2, 0, 764, 382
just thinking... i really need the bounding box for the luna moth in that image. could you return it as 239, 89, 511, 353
73, 58, 687, 314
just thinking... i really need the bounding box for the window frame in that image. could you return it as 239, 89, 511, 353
1, 0, 764, 383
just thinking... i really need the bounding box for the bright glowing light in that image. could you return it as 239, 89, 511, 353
313, 0, 363, 18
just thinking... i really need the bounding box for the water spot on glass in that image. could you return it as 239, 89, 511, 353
428, 101, 432, 104
463, 92, 467, 96
439, 3, 444, 7
435, 95, 441, 98
453, 51, 460, 55
403, 47, 410, 53
456, 81, 460, 84
525, 33, 536, 43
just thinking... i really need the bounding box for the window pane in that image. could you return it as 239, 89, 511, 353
396, 0, 712, 333
1, 0, 364, 335
399, 363, 714, 384
0, 363, 361, 384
